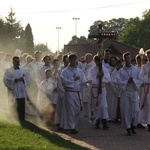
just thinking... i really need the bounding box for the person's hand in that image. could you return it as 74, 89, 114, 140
14, 78, 19, 82
128, 77, 133, 83
96, 70, 104, 78
19, 77, 24, 81
87, 80, 92, 84
73, 74, 80, 81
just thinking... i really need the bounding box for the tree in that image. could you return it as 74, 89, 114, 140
0, 18, 6, 50
5, 7, 23, 53
68, 35, 90, 44
119, 17, 141, 48
120, 9, 150, 50
88, 18, 128, 40
23, 23, 34, 55
34, 43, 51, 55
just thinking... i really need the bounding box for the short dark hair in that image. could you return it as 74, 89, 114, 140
123, 52, 130, 60
104, 49, 112, 53
63, 54, 68, 61
93, 55, 100, 62
13, 56, 19, 61
109, 56, 119, 66
68, 54, 77, 61
42, 55, 51, 61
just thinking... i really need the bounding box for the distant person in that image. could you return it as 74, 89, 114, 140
3, 56, 29, 122
102, 49, 112, 69
82, 53, 95, 119
39, 55, 53, 82
38, 69, 56, 125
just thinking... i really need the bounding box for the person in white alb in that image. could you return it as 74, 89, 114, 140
88, 54, 111, 129
3, 56, 29, 122
138, 49, 150, 131
116, 52, 143, 135
61, 54, 89, 134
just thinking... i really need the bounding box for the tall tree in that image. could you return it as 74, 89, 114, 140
5, 8, 23, 53
0, 18, 6, 50
120, 9, 150, 50
23, 23, 34, 55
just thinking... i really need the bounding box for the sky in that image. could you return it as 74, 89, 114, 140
0, 0, 150, 53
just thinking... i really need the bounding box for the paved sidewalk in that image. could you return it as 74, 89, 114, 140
52, 117, 150, 150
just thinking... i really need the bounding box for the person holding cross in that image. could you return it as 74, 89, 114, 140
88, 54, 111, 129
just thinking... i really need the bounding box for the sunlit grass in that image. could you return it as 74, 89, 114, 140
0, 120, 89, 150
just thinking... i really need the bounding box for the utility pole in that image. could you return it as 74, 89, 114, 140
56, 27, 61, 52
73, 17, 80, 37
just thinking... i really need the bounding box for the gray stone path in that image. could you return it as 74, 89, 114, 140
52, 117, 150, 150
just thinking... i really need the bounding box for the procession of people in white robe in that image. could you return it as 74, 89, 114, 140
1, 49, 150, 135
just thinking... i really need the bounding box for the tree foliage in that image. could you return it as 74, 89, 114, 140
120, 9, 150, 50
88, 18, 128, 39
24, 23, 34, 55
5, 8, 23, 53
34, 43, 51, 54
68, 35, 90, 44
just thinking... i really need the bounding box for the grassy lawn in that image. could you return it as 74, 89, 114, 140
0, 120, 89, 150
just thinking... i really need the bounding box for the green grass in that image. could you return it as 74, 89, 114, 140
0, 120, 89, 150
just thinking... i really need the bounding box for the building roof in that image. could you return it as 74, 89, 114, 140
64, 39, 139, 60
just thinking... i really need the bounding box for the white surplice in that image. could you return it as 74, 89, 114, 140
61, 66, 87, 130
3, 67, 29, 99
81, 61, 95, 118
88, 65, 111, 120
116, 65, 143, 129
138, 62, 150, 124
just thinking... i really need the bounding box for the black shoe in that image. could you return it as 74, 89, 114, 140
95, 119, 100, 129
126, 128, 131, 136
102, 119, 109, 130
58, 127, 63, 131
103, 126, 109, 130
147, 125, 150, 132
71, 129, 78, 134
137, 123, 145, 129
130, 127, 136, 134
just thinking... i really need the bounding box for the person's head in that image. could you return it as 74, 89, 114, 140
104, 49, 112, 60
13, 56, 20, 68
93, 54, 101, 66
53, 58, 60, 69
68, 54, 78, 67
22, 53, 29, 62
85, 53, 93, 63
116, 59, 122, 70
80, 56, 85, 64
135, 54, 142, 66
26, 55, 33, 64
57, 54, 63, 64
123, 52, 131, 67
0, 52, 5, 60
45, 69, 52, 79
42, 55, 51, 66
62, 54, 69, 67
109, 56, 118, 67
145, 49, 150, 61
34, 51, 42, 61
5, 53, 12, 62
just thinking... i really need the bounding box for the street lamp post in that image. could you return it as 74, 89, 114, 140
73, 18, 80, 37
56, 27, 61, 52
